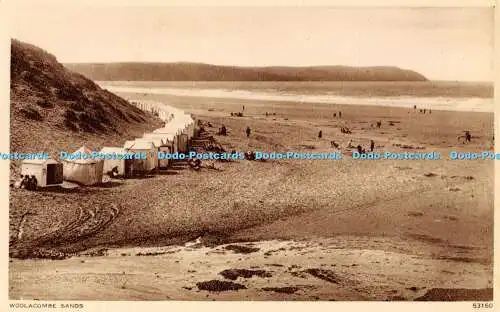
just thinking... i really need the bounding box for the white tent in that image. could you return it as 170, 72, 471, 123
142, 133, 174, 168
154, 122, 185, 149
63, 146, 104, 185
177, 132, 189, 153
154, 122, 183, 135
161, 117, 193, 153
100, 146, 130, 176
154, 128, 188, 153
143, 132, 175, 146
172, 113, 195, 139
180, 114, 196, 139
133, 100, 196, 149
177, 115, 195, 149
124, 140, 156, 173
21, 158, 63, 187
134, 138, 164, 169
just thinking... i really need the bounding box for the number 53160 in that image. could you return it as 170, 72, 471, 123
473, 302, 493, 309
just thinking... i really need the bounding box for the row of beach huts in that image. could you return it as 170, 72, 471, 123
20, 101, 196, 188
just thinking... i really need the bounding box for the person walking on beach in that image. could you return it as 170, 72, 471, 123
243, 105, 245, 111
318, 130, 323, 139
339, 111, 342, 118
370, 140, 375, 152
246, 126, 251, 138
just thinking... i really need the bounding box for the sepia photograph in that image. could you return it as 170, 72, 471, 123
6, 2, 495, 304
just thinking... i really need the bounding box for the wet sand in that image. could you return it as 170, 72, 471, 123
9, 239, 493, 301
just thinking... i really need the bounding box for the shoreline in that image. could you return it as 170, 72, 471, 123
104, 88, 493, 113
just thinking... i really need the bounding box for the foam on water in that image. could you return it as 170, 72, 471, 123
101, 85, 493, 113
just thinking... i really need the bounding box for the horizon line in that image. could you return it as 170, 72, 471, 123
93, 79, 493, 84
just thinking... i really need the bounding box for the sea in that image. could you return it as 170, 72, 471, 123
98, 81, 493, 113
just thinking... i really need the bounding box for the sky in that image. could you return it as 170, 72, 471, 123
8, 6, 494, 81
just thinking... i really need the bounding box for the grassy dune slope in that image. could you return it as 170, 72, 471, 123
9, 39, 163, 174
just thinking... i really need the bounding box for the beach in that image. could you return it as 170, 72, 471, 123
9, 91, 494, 300
99, 81, 493, 112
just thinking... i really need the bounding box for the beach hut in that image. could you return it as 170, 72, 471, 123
183, 115, 196, 139
21, 158, 63, 187
141, 134, 174, 168
188, 116, 196, 138
177, 132, 189, 153
154, 130, 183, 154
155, 121, 183, 133
153, 125, 184, 151
174, 113, 196, 140
62, 146, 104, 185
124, 140, 156, 173
144, 132, 177, 154
134, 138, 165, 169
170, 119, 190, 153
160, 126, 188, 153
100, 146, 132, 176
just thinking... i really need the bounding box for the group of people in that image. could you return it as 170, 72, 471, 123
346, 139, 375, 153
14, 174, 38, 190
340, 127, 352, 134
213, 124, 250, 138
333, 111, 342, 118
356, 140, 376, 154
414, 105, 431, 114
